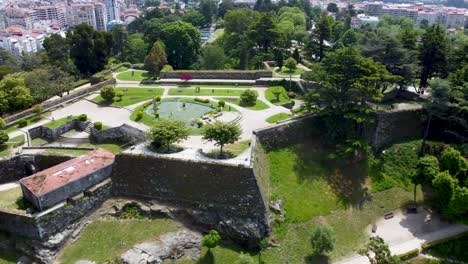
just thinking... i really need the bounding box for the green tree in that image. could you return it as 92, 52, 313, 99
200, 45, 227, 70
0, 131, 8, 145
202, 230, 221, 250
0, 117, 5, 128
359, 236, 402, 264
327, 3, 338, 12
111, 25, 129, 62
412, 156, 439, 202
100, 86, 116, 101
68, 23, 114, 76
240, 89, 258, 106
447, 187, 468, 220
284, 57, 297, 73
310, 225, 336, 254
202, 121, 241, 156
439, 147, 468, 182
199, 0, 217, 24
310, 14, 334, 61
126, 34, 148, 63
160, 21, 201, 69
418, 25, 448, 90
303, 47, 392, 153
183, 11, 205, 28
249, 12, 279, 53
432, 171, 458, 209
0, 77, 32, 112
43, 34, 76, 74
144, 41, 168, 76
148, 119, 190, 151
0, 90, 8, 114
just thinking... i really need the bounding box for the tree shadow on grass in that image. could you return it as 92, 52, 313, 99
198, 250, 214, 264
292, 139, 369, 208
304, 254, 330, 264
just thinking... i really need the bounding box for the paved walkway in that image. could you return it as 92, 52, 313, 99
335, 208, 468, 264
0, 182, 19, 192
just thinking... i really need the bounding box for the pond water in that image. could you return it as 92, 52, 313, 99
145, 101, 214, 125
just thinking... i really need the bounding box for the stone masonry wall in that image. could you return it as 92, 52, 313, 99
161, 71, 272, 80
111, 154, 269, 246
0, 155, 73, 184
90, 124, 146, 144
29, 120, 90, 142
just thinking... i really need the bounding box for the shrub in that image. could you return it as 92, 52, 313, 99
240, 89, 257, 106
287, 91, 297, 98
0, 117, 5, 128
202, 230, 221, 250
119, 205, 143, 219
0, 131, 8, 145
147, 119, 189, 151
236, 253, 255, 264
100, 85, 115, 101
311, 225, 336, 254
32, 105, 43, 114
153, 110, 159, 118
439, 147, 468, 180
155, 96, 161, 102
93, 122, 103, 130
77, 114, 87, 121
115, 91, 124, 102
17, 119, 27, 128
218, 100, 225, 108
135, 110, 143, 121
196, 119, 203, 128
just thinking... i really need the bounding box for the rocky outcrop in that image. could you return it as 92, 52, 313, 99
121, 230, 202, 264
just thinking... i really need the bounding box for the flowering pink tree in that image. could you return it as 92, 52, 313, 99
180, 73, 193, 86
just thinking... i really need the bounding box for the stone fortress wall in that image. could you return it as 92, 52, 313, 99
28, 119, 90, 142
160, 70, 273, 80
111, 153, 269, 246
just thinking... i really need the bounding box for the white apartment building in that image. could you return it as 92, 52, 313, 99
352, 13, 379, 28
104, 0, 119, 22
66, 2, 107, 31
32, 5, 66, 27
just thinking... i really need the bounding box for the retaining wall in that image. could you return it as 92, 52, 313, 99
28, 120, 89, 142
160, 71, 272, 80
111, 153, 269, 246
90, 124, 146, 144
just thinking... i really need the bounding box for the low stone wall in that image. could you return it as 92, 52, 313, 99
161, 71, 272, 80
90, 124, 146, 144
0, 154, 72, 184
4, 79, 115, 124
29, 119, 89, 142
0, 179, 111, 240
111, 154, 269, 246
381, 89, 425, 103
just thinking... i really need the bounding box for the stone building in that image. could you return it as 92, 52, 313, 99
19, 149, 115, 211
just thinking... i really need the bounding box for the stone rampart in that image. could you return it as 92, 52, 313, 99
111, 153, 269, 246
160, 71, 272, 80
90, 124, 146, 144
28, 120, 89, 142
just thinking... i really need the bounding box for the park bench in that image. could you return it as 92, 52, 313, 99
384, 212, 394, 219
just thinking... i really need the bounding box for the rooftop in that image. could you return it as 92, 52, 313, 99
19, 149, 115, 196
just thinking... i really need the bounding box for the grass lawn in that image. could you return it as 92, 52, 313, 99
224, 140, 251, 156
265, 86, 290, 105
116, 70, 151, 81
277, 67, 304, 76
369, 140, 422, 193
78, 143, 123, 154
93, 88, 163, 107
186, 84, 251, 89
31, 137, 48, 147
7, 135, 25, 145
0, 250, 21, 264
115, 66, 128, 73
266, 113, 292, 123
43, 116, 75, 129
43, 149, 91, 156
59, 218, 181, 264
219, 98, 270, 111
168, 88, 244, 96
0, 145, 11, 158
0, 187, 25, 212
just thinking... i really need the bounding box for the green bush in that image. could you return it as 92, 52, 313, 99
115, 91, 124, 102
135, 110, 143, 121
32, 105, 43, 114
155, 96, 161, 102
0, 131, 9, 145
218, 100, 225, 108
398, 248, 419, 260
119, 205, 143, 219
93, 122, 103, 130
0, 117, 5, 128
17, 119, 27, 128
77, 114, 87, 121
240, 89, 258, 106
100, 85, 116, 101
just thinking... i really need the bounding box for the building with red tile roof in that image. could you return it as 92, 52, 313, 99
20, 149, 115, 211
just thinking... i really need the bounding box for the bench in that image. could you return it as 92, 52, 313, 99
384, 212, 394, 220
372, 224, 377, 233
